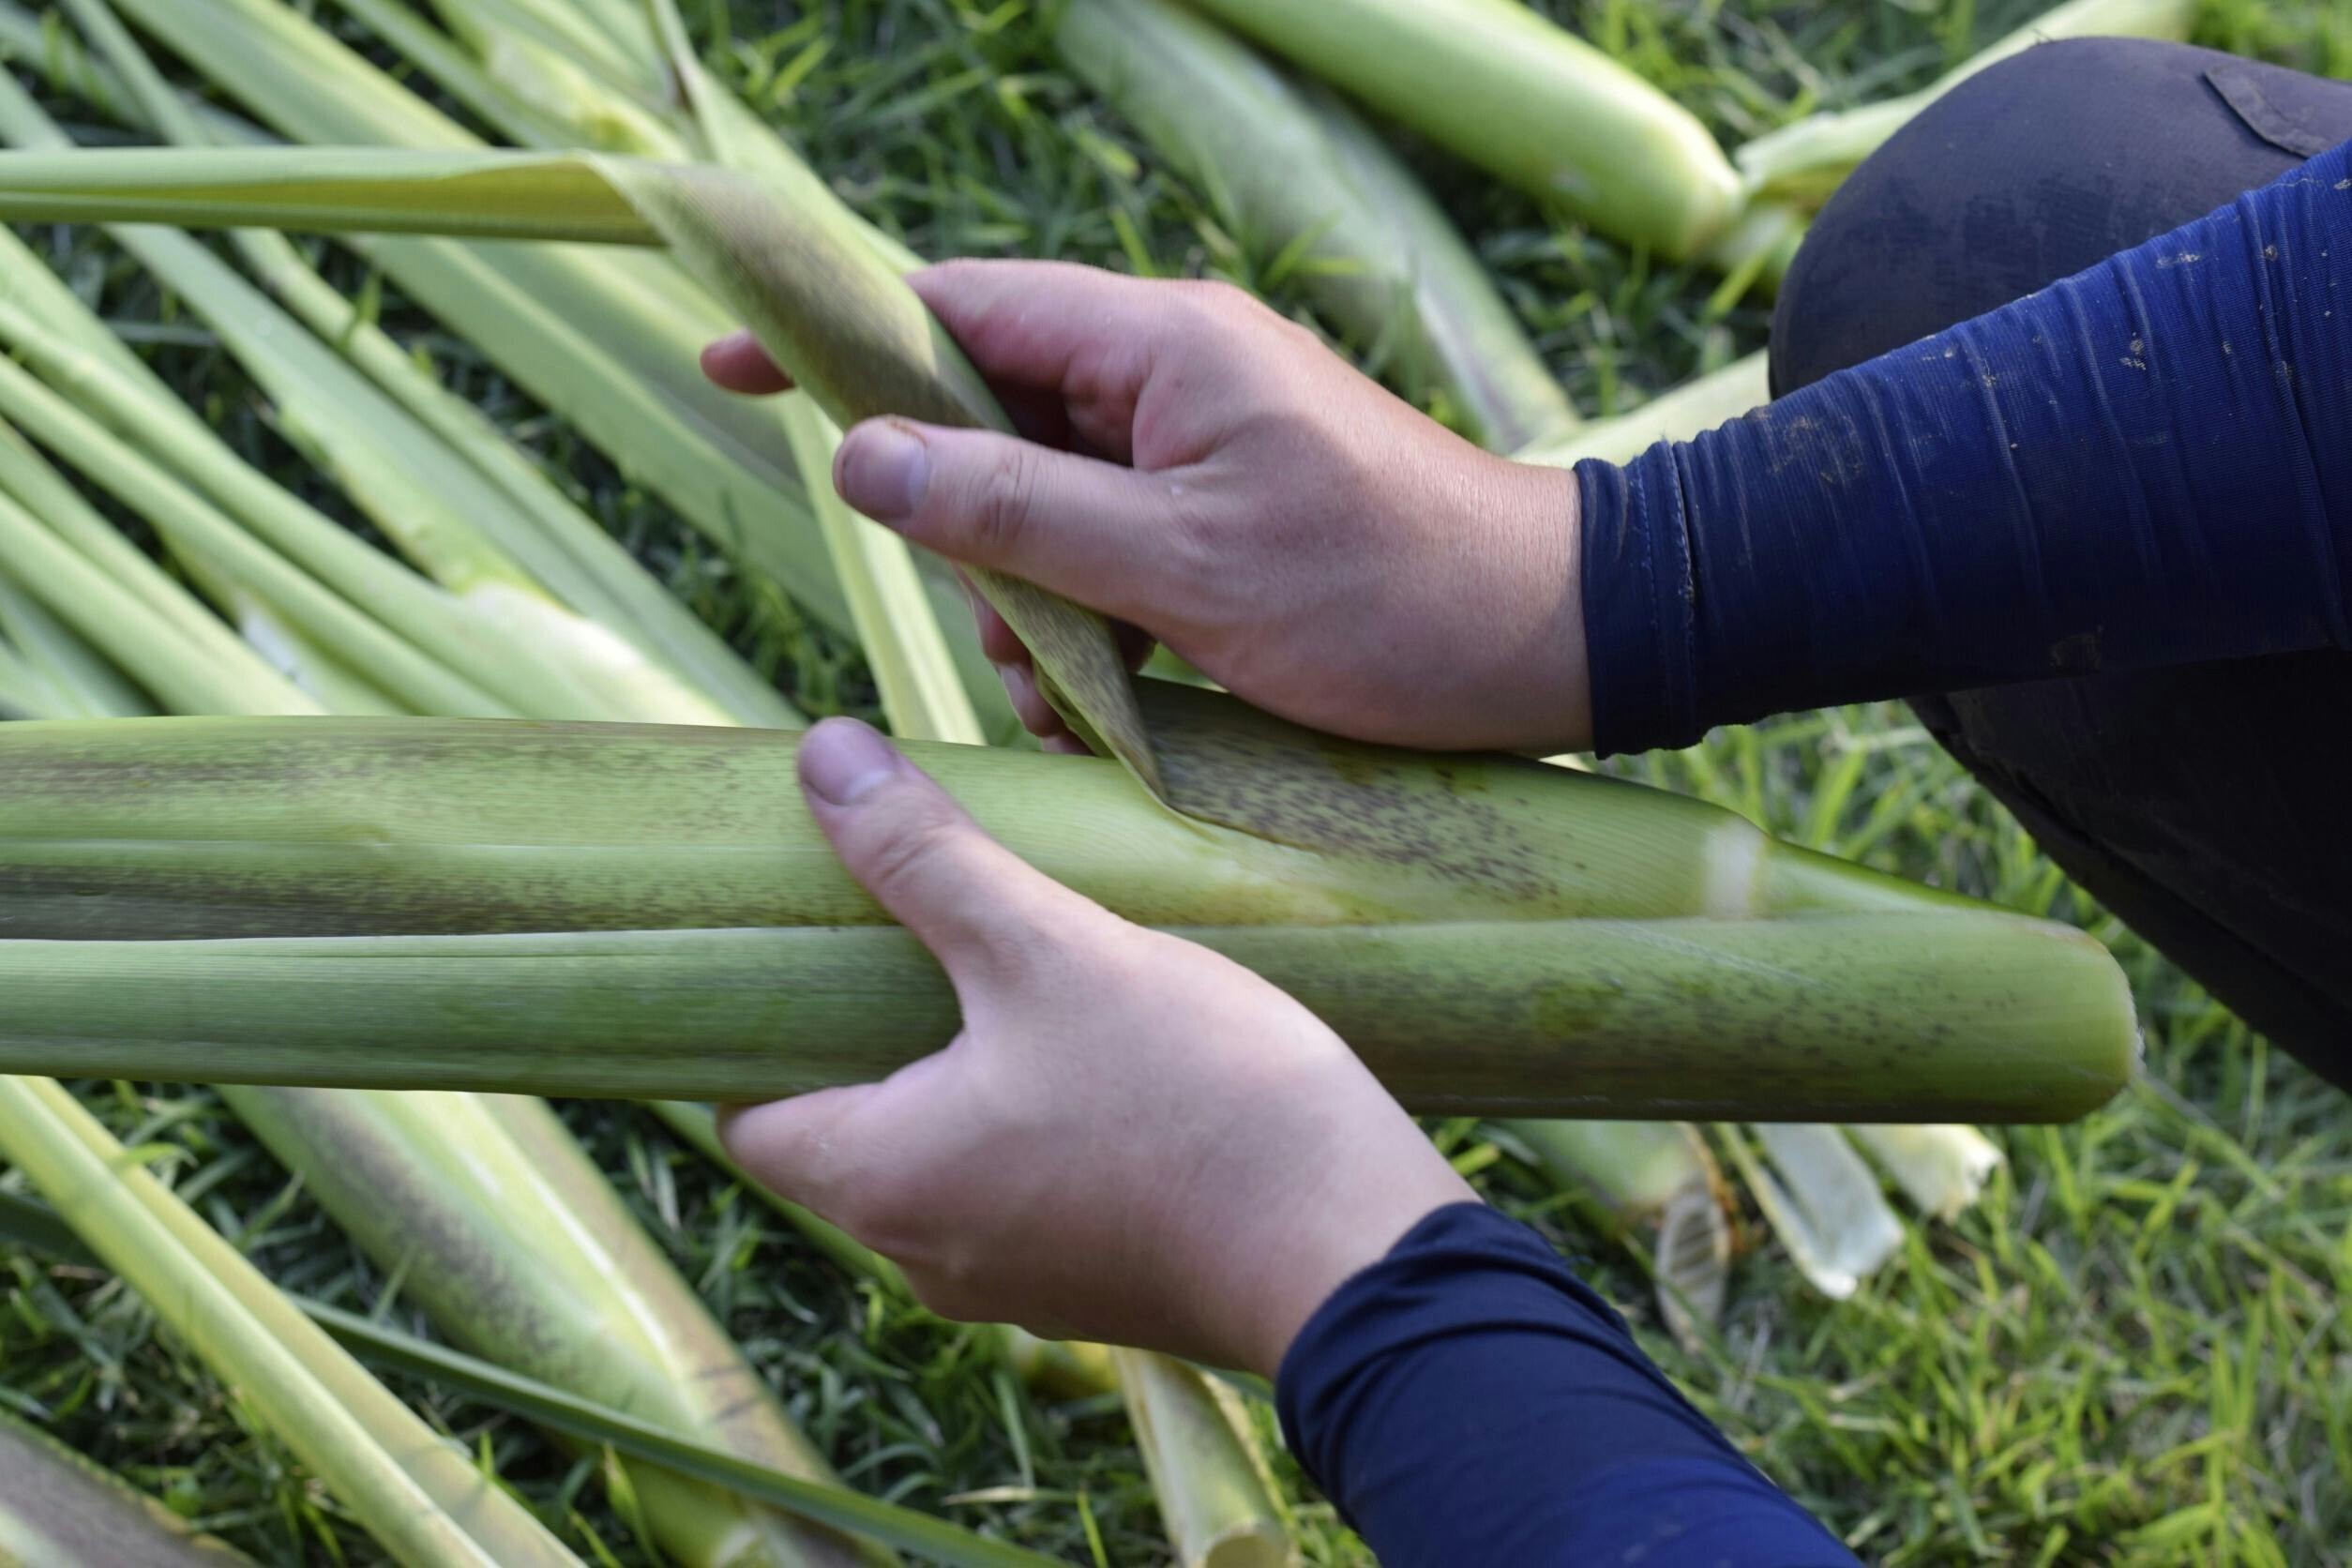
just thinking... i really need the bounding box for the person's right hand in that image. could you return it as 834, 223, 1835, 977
702, 260, 1591, 755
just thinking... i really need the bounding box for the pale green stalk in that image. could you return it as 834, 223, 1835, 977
1055, 0, 1577, 451
89, 0, 1011, 721
28, 8, 793, 725
1701, 200, 1807, 303
1109, 1349, 1292, 1568
1723, 1124, 1906, 1300
0, 546, 147, 718
1737, 0, 2200, 205
0, 1192, 1063, 1568
628, 0, 982, 744
0, 341, 510, 717
0, 141, 1181, 791
0, 424, 309, 708
0, 1408, 254, 1567
0, 1077, 581, 1568
224, 1088, 890, 1568
1181, 0, 1741, 258
1515, 353, 1772, 467
0, 487, 316, 716
0, 710, 2140, 1121
1848, 1124, 2006, 1222
0, 637, 55, 718
0, 288, 698, 722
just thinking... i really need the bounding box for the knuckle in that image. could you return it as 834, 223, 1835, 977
965, 446, 1040, 559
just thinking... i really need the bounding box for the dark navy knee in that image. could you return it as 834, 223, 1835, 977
1771, 38, 2308, 395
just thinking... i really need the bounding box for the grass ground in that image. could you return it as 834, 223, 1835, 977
0, 0, 2346, 1563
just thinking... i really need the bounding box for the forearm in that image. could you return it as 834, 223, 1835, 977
1576, 139, 2351, 755
1277, 1203, 1857, 1566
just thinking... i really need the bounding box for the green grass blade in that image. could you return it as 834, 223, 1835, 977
300, 1303, 1070, 1568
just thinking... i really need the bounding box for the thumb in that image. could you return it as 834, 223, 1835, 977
834, 417, 1193, 625
797, 716, 1101, 987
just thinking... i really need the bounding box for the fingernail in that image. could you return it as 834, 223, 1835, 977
837, 420, 929, 524
799, 717, 901, 807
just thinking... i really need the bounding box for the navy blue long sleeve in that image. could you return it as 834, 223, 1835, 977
1578, 139, 2351, 755
1277, 1203, 1854, 1566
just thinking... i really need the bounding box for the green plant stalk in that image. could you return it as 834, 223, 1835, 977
229, 227, 804, 727
0, 425, 314, 714
0, 488, 314, 717
0, 690, 1987, 935
0, 543, 149, 718
0, 1407, 255, 1567
14, 16, 788, 726
0, 1077, 581, 1568
92, 0, 837, 579
0, 1193, 1067, 1568
0, 143, 1158, 782
1055, 0, 1576, 452
1108, 1349, 1291, 1568
224, 1087, 889, 1568
0, 416, 897, 1567
0, 915, 2130, 1114
5, 42, 873, 1555
1700, 200, 1806, 305
1180, 0, 1741, 258
180, 558, 411, 716
0, 289, 690, 725
1737, 0, 2199, 206
1515, 352, 1772, 468
0, 342, 510, 718
0, 449, 886, 1566
628, 0, 985, 746
86, 0, 1012, 723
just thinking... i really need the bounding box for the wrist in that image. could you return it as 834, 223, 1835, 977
1474, 457, 1591, 755
1216, 1138, 1477, 1379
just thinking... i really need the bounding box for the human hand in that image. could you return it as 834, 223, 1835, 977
719, 717, 1476, 1376
702, 260, 1590, 755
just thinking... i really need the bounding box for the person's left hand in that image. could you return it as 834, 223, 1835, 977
720, 717, 1475, 1377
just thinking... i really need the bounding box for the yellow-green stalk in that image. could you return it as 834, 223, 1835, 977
224, 1088, 889, 1568
1179, 0, 1741, 258
1055, 0, 1577, 451
0, 1077, 581, 1568
1109, 1349, 1293, 1568
1515, 353, 1772, 468
1737, 0, 2199, 207
84, 0, 1003, 723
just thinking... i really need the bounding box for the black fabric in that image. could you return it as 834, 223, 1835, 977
1770, 38, 2352, 1088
